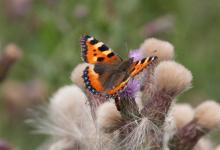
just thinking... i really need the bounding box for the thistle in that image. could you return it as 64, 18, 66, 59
32, 36, 220, 150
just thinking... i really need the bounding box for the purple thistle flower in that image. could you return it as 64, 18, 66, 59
118, 49, 142, 98
128, 49, 143, 61
120, 79, 140, 98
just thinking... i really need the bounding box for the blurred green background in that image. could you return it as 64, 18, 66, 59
0, 0, 219, 149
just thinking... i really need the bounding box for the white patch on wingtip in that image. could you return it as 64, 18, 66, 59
152, 56, 158, 61
88, 37, 94, 41
151, 57, 155, 61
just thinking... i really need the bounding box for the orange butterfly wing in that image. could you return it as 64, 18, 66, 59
82, 66, 104, 95
106, 56, 157, 96
81, 35, 122, 64
129, 56, 157, 77
83, 65, 130, 97
82, 56, 158, 97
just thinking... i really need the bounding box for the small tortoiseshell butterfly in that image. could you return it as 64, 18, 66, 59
81, 35, 157, 97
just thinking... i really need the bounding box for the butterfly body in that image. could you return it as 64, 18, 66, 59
94, 58, 133, 89
81, 35, 157, 97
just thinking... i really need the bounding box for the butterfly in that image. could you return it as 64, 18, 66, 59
81, 35, 157, 97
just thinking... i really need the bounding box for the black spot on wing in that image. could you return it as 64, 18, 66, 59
134, 61, 139, 65
107, 52, 115, 58
97, 57, 105, 62
98, 44, 109, 51
130, 68, 135, 73
90, 39, 98, 45
141, 58, 146, 64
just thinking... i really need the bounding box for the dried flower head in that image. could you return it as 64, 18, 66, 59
49, 85, 88, 120
216, 145, 220, 150
173, 103, 195, 129
96, 101, 123, 132
139, 38, 174, 61
195, 100, 220, 129
193, 138, 214, 150
141, 61, 192, 149
154, 61, 192, 96
71, 63, 89, 90
3, 43, 22, 60
169, 101, 220, 150
35, 85, 98, 149
0, 43, 22, 82
33, 35, 219, 150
